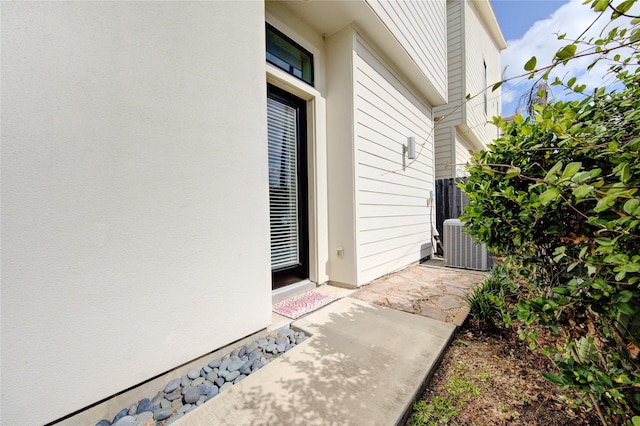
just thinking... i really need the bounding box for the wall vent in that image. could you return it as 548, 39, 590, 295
443, 219, 493, 271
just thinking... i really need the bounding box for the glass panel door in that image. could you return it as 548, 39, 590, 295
267, 85, 308, 289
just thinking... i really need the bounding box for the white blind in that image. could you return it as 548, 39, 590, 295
267, 97, 300, 270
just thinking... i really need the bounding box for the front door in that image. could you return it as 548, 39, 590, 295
267, 84, 309, 289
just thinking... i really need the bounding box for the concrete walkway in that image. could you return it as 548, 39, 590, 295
175, 262, 485, 425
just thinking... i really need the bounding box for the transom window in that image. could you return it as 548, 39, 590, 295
266, 23, 314, 86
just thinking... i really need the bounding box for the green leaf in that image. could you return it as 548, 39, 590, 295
575, 336, 599, 364
505, 166, 521, 179
623, 199, 639, 215
615, 302, 635, 316
555, 44, 577, 61
632, 415, 640, 426
524, 56, 537, 71
562, 162, 582, 179
492, 81, 503, 91
567, 76, 576, 88
593, 0, 610, 11
554, 286, 570, 295
594, 237, 615, 246
573, 185, 593, 199
542, 371, 565, 385
579, 246, 589, 259
571, 171, 591, 183
616, 0, 636, 14
616, 290, 633, 303
620, 163, 631, 183
594, 195, 617, 212
540, 187, 561, 206
545, 161, 563, 180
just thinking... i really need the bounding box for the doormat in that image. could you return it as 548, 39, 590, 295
272, 290, 338, 319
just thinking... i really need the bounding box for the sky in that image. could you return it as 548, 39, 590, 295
490, 0, 639, 115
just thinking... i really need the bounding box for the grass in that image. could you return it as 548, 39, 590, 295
408, 364, 485, 425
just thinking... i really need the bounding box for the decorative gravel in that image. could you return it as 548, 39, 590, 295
95, 327, 308, 426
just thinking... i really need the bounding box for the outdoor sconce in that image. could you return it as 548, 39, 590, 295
404, 136, 416, 160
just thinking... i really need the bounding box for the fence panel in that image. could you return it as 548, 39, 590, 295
435, 177, 468, 239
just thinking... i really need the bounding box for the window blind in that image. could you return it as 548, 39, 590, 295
267, 97, 300, 270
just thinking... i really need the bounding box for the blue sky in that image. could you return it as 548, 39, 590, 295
490, 0, 639, 115
492, 0, 569, 40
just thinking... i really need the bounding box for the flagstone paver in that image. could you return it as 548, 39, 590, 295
351, 260, 487, 326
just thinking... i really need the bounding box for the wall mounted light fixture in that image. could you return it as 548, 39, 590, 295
404, 136, 416, 160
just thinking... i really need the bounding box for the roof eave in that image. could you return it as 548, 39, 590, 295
471, 0, 507, 50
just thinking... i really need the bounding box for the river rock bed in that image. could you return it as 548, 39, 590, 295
95, 327, 308, 426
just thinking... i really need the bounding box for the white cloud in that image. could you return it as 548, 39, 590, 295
500, 0, 639, 114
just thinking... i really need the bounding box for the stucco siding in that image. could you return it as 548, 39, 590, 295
366, 0, 447, 101
354, 37, 433, 284
326, 25, 358, 286
1, 2, 269, 424
464, 0, 502, 147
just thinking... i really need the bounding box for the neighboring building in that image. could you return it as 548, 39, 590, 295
434, 0, 507, 178
1, 1, 501, 424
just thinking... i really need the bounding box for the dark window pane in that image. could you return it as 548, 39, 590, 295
266, 24, 314, 86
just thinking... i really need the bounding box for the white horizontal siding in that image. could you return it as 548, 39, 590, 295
465, 0, 502, 148
434, 0, 464, 180
434, 127, 453, 179
360, 214, 429, 230
354, 37, 433, 285
434, 0, 464, 126
366, 0, 447, 99
454, 132, 472, 177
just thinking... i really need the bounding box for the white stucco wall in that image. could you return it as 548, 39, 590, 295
326, 25, 359, 287
1, 2, 270, 424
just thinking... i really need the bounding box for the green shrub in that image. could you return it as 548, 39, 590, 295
459, 1, 640, 420
465, 264, 515, 326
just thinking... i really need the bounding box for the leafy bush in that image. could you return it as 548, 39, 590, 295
459, 1, 640, 421
465, 264, 516, 326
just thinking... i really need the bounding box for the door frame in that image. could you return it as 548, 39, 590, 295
267, 84, 310, 290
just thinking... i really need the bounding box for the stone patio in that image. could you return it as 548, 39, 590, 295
351, 259, 488, 326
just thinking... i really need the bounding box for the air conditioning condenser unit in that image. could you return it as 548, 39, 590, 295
443, 218, 493, 271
